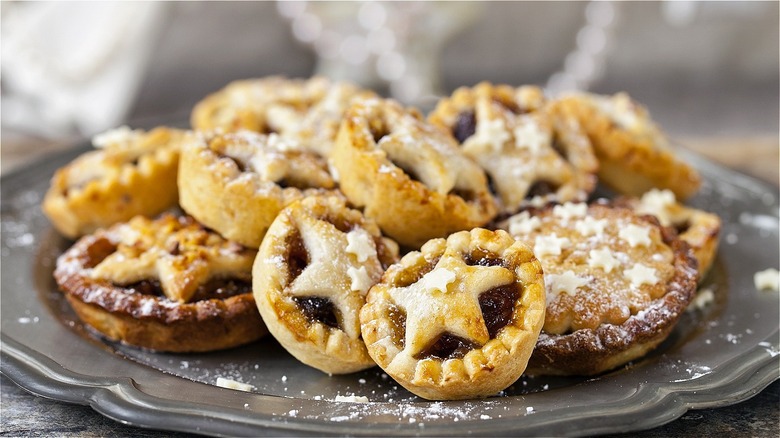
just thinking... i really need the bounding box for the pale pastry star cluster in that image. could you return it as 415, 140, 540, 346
534, 233, 571, 258
625, 264, 659, 288
508, 211, 542, 236
513, 115, 550, 155
575, 216, 608, 236
552, 202, 588, 221
588, 248, 620, 273
619, 224, 652, 248
546, 270, 591, 298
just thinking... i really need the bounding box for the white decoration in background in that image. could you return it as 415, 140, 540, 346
1, 2, 167, 138
277, 1, 482, 105
546, 1, 619, 95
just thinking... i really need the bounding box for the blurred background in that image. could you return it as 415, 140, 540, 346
1, 1, 778, 181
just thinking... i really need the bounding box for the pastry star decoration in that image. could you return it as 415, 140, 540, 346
287, 216, 381, 339
508, 211, 542, 236
90, 218, 254, 303
378, 121, 459, 195
463, 99, 511, 154
513, 115, 550, 155
387, 252, 516, 361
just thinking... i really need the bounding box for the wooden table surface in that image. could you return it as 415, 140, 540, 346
1, 135, 778, 437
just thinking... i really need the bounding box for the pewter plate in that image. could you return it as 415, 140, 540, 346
1, 144, 778, 437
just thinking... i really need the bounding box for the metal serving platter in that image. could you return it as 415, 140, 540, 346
1, 143, 778, 436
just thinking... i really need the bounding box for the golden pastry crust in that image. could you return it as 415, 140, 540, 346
500, 202, 698, 375
43, 126, 186, 239
54, 214, 266, 353
178, 130, 336, 248
253, 196, 399, 374
190, 76, 375, 157
331, 97, 497, 248
428, 82, 598, 214
617, 189, 720, 279
552, 92, 701, 200
360, 228, 546, 400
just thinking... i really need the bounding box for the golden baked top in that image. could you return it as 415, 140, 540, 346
504, 202, 688, 334
42, 126, 187, 238
552, 91, 701, 200
82, 214, 255, 304
253, 195, 398, 374
344, 97, 491, 199
360, 228, 545, 399
195, 130, 335, 191
190, 76, 375, 156
429, 82, 598, 213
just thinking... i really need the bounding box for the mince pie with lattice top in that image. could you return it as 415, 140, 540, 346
54, 214, 266, 352
360, 228, 545, 400
331, 97, 497, 248
551, 92, 701, 200
43, 126, 187, 239
500, 202, 698, 375
178, 130, 336, 248
428, 82, 598, 214
253, 196, 399, 374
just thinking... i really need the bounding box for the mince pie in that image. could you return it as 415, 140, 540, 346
54, 214, 266, 352
552, 92, 701, 200
331, 97, 497, 248
617, 189, 721, 278
190, 76, 375, 157
500, 202, 698, 375
43, 126, 186, 239
428, 82, 598, 214
178, 130, 336, 248
253, 196, 399, 374
360, 228, 546, 400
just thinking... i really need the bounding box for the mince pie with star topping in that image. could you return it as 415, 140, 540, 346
360, 228, 546, 400
500, 202, 698, 375
617, 189, 721, 279
552, 92, 701, 200
253, 196, 399, 374
178, 130, 336, 248
428, 82, 598, 214
331, 97, 497, 248
43, 126, 187, 239
54, 214, 266, 353
190, 76, 375, 157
